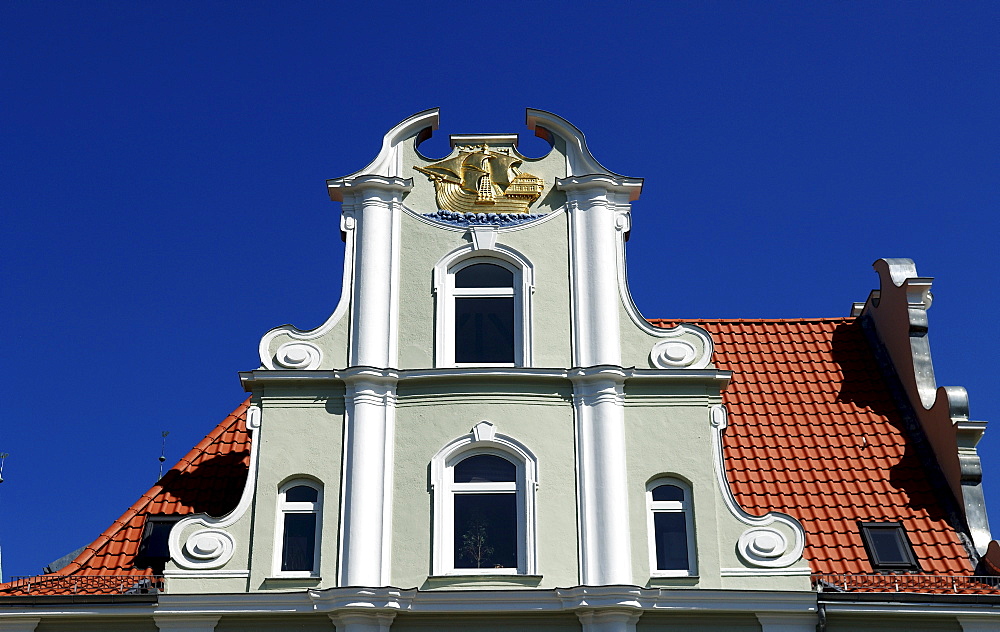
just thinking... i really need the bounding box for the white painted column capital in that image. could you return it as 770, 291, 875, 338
153, 615, 221, 632
329, 611, 397, 632
340, 368, 399, 587
576, 608, 642, 632
571, 368, 632, 585
0, 618, 41, 632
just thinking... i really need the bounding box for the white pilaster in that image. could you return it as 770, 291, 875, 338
340, 368, 398, 587
153, 615, 220, 632
571, 367, 632, 585
342, 176, 410, 369
329, 611, 396, 632
561, 175, 640, 368
577, 609, 641, 632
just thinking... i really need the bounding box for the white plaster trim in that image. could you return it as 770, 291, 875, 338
163, 569, 249, 579
432, 244, 534, 368
709, 405, 807, 569
257, 209, 357, 370
525, 109, 642, 189
168, 404, 261, 571
614, 212, 715, 369
430, 421, 538, 576
327, 109, 439, 194
720, 567, 812, 577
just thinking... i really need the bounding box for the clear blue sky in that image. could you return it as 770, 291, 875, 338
2, 2, 998, 580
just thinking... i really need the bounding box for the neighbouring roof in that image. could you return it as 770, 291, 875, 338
649, 317, 975, 579
0, 318, 986, 596
0, 400, 251, 596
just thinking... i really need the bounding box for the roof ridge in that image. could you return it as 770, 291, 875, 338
0, 399, 251, 589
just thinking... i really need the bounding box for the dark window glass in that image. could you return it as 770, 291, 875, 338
860, 523, 919, 569
281, 513, 317, 571
868, 530, 909, 565
285, 485, 318, 503
134, 517, 180, 573
454, 454, 516, 483
454, 493, 517, 569
455, 297, 514, 363
653, 512, 689, 571
652, 484, 684, 502
455, 263, 513, 288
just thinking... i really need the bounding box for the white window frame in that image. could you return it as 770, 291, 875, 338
430, 421, 538, 576
433, 245, 534, 368
273, 479, 322, 578
646, 477, 697, 577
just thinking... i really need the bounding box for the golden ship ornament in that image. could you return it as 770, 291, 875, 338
415, 144, 544, 215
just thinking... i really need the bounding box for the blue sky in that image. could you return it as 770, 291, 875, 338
1, 2, 998, 580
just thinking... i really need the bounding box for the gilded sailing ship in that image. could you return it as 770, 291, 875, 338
415, 144, 544, 215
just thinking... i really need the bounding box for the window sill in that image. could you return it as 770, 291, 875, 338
423, 574, 543, 589
647, 574, 699, 588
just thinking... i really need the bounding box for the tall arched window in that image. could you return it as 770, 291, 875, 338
434, 248, 533, 368
646, 478, 696, 576
431, 422, 537, 575
274, 480, 322, 577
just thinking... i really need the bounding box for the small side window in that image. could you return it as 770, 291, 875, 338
859, 522, 920, 571
275, 481, 322, 576
646, 478, 696, 577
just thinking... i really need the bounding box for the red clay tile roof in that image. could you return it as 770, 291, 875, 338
0, 318, 984, 595
649, 317, 975, 577
0, 399, 251, 596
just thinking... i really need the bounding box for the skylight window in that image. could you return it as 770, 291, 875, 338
859, 522, 920, 571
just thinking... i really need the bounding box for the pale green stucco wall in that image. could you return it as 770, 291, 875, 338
637, 613, 762, 632
390, 381, 578, 588
247, 391, 346, 591
393, 613, 582, 632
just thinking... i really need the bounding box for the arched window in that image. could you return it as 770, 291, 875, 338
431, 422, 537, 575
646, 478, 696, 576
434, 248, 533, 368
274, 480, 322, 577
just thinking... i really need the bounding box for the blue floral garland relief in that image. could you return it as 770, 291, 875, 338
422, 209, 546, 227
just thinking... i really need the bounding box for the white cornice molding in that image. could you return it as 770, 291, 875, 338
240, 366, 731, 391
0, 588, 821, 619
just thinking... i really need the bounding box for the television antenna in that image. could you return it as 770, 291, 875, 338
158, 432, 169, 480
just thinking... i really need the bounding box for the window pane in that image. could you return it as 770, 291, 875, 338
654, 512, 689, 571
455, 297, 514, 363
454, 493, 517, 569
455, 263, 513, 288
868, 528, 909, 565
281, 513, 316, 571
285, 485, 318, 503
652, 484, 684, 502
454, 454, 516, 483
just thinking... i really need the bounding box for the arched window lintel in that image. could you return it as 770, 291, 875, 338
431, 425, 539, 488
432, 243, 535, 295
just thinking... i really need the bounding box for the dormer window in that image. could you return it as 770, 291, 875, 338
859, 522, 920, 571
434, 249, 533, 368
